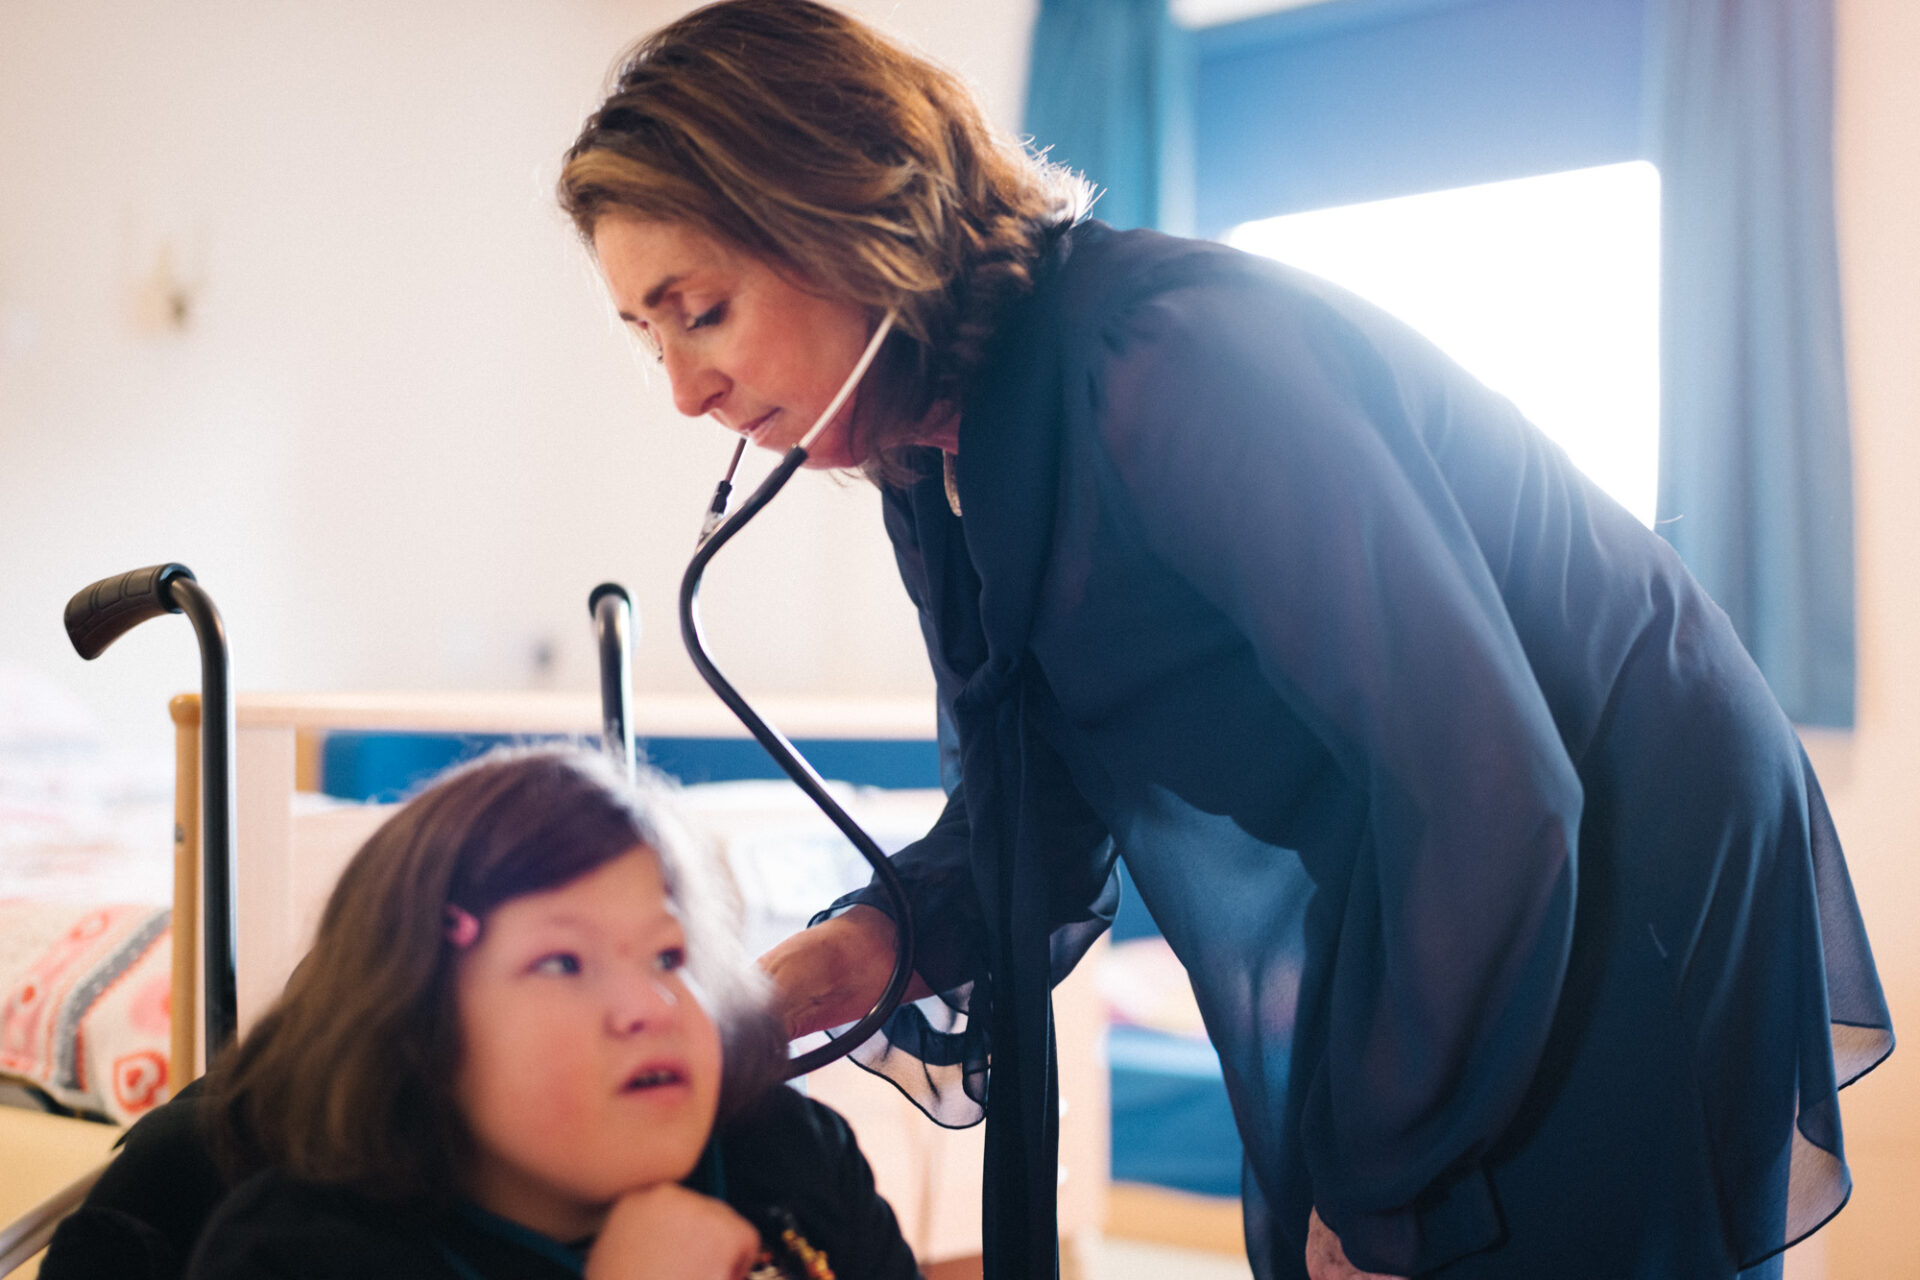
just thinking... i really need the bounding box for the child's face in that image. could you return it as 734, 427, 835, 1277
452, 847, 724, 1240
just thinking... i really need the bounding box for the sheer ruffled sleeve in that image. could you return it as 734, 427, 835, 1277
812, 778, 995, 1126
1090, 264, 1584, 1274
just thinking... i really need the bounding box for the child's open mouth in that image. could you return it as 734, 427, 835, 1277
621, 1065, 686, 1093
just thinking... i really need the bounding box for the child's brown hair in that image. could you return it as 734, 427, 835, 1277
203, 747, 787, 1202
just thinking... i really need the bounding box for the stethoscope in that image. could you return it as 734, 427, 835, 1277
677, 311, 918, 1078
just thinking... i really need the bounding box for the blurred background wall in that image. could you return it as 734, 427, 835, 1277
0, 0, 1037, 759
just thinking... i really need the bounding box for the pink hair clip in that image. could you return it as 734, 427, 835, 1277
444, 905, 481, 949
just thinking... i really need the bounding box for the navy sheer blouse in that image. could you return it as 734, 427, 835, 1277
828, 221, 1891, 1279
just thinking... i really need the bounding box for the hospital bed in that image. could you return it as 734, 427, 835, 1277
1, 686, 1111, 1277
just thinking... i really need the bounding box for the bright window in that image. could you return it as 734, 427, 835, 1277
1225, 160, 1661, 525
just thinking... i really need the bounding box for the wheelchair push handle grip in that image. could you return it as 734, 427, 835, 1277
64, 563, 196, 660
589, 583, 638, 777
588, 581, 632, 615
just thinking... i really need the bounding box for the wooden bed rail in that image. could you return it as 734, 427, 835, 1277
166, 690, 937, 1077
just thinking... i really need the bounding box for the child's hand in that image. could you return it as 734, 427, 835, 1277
585, 1184, 762, 1280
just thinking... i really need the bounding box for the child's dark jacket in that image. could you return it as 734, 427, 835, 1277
42, 1082, 918, 1280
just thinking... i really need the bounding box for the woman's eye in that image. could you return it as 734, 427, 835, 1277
686, 302, 727, 332
654, 947, 687, 974
532, 952, 583, 976
632, 325, 664, 364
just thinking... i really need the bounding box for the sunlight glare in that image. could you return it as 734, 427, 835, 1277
1226, 161, 1662, 525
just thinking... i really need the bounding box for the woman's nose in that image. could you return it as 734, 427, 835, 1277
664, 345, 728, 418
606, 973, 679, 1036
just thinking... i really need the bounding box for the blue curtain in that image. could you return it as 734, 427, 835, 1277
1022, 0, 1193, 233
1650, 0, 1856, 727
1191, 0, 1647, 233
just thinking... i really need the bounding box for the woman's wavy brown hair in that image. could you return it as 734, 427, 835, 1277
201, 747, 787, 1204
557, 0, 1091, 484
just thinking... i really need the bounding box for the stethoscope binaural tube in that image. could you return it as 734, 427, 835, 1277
678, 311, 917, 1079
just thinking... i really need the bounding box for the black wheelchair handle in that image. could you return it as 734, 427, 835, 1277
61, 561, 238, 1055
589, 583, 638, 778
587, 581, 632, 614
64, 563, 196, 661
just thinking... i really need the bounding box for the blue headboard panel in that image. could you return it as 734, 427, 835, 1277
318, 731, 943, 803
316, 728, 1163, 937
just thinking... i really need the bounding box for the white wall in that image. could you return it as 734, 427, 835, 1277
0, 0, 1034, 757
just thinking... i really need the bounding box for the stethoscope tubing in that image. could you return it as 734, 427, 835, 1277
679, 443, 920, 1079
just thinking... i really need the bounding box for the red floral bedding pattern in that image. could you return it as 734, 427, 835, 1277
0, 900, 172, 1123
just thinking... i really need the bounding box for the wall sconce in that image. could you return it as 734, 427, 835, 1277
132, 238, 206, 337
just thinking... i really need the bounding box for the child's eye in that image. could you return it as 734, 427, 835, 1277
685, 302, 727, 332
654, 947, 687, 974
531, 952, 582, 976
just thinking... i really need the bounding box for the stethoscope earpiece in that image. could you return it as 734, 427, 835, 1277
695, 309, 897, 548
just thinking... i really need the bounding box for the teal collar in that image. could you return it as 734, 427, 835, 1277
437, 1138, 728, 1279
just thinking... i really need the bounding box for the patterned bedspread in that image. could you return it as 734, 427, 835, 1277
1, 661, 176, 1124
0, 901, 172, 1122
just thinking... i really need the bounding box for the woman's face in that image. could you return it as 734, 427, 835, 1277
594, 214, 877, 469
452, 847, 724, 1241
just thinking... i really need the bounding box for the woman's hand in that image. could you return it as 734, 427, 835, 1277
1306, 1209, 1408, 1280
757, 904, 931, 1039
585, 1184, 762, 1280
